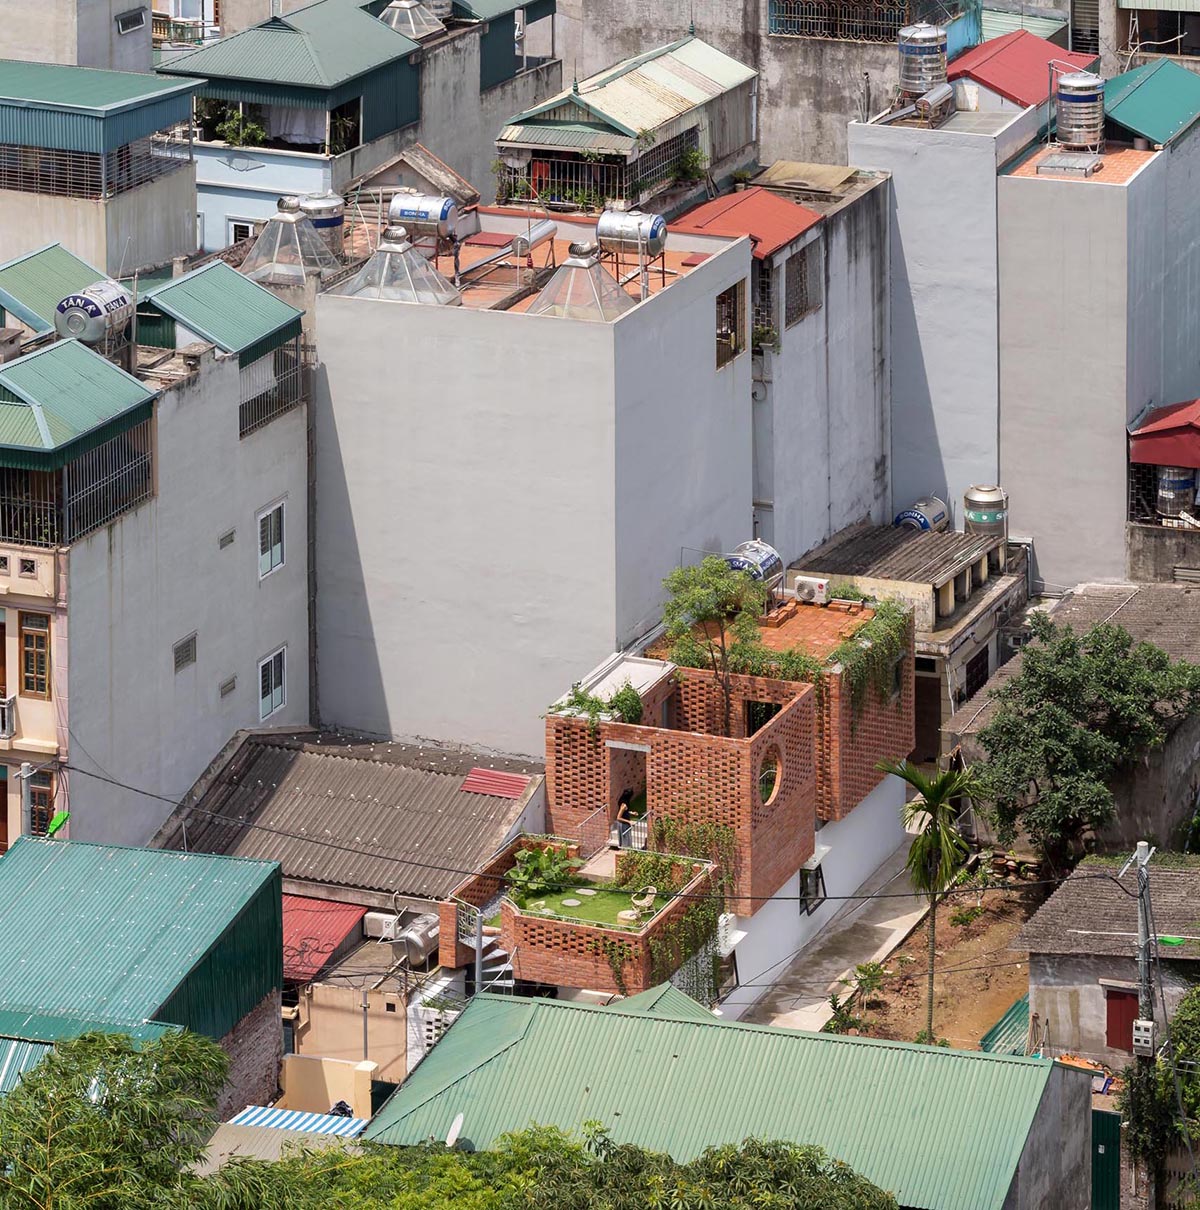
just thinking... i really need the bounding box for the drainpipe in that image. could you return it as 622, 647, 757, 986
19, 762, 31, 836
361, 989, 369, 1060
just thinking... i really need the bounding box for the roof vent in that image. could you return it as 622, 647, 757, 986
328, 228, 461, 306
241, 198, 341, 287
381, 0, 446, 39
527, 249, 634, 322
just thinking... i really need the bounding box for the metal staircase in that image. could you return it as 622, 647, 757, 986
454, 896, 516, 994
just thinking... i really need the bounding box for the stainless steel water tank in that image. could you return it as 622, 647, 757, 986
387, 193, 458, 238
1157, 466, 1195, 517
898, 24, 947, 98
894, 496, 949, 532
596, 209, 668, 258
511, 218, 558, 257
724, 540, 785, 592
300, 192, 345, 257
964, 484, 1009, 538
1056, 71, 1105, 149
54, 281, 134, 343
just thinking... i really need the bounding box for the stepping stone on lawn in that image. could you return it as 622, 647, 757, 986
577, 888, 597, 896
561, 898, 581, 907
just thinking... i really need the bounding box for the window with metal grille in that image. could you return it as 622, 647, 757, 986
258, 502, 284, 578
752, 262, 777, 349
29, 771, 54, 837
799, 864, 827, 915
230, 221, 253, 244
19, 612, 49, 699
785, 241, 823, 326
768, 0, 954, 40
173, 634, 197, 673
259, 647, 285, 720
716, 281, 746, 369
18, 558, 35, 578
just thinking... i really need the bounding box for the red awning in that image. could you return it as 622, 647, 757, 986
1129, 398, 1200, 466
282, 894, 366, 983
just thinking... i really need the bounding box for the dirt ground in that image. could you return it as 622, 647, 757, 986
847, 885, 1047, 1049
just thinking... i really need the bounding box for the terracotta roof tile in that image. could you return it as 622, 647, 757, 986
948, 30, 1096, 108
670, 187, 821, 260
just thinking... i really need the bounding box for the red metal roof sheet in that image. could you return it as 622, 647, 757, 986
670, 187, 821, 260
461, 767, 531, 798
282, 894, 366, 983
1129, 398, 1200, 466
948, 30, 1097, 109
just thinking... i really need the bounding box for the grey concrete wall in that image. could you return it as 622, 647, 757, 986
105, 165, 198, 276
313, 239, 753, 756
1029, 953, 1192, 1068
217, 989, 283, 1118
759, 177, 889, 563
3, 0, 151, 70
1109, 711, 1200, 850
1009, 1062, 1092, 1210
0, 192, 107, 278
1127, 522, 1200, 581
848, 121, 1006, 527
66, 350, 310, 845
613, 242, 753, 643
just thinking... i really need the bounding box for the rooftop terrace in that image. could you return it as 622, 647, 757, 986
1007, 142, 1156, 184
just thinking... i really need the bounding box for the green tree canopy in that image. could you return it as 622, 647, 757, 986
187, 1127, 900, 1210
975, 615, 1200, 864
0, 1029, 228, 1210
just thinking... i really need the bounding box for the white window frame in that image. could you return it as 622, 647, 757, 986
259, 647, 285, 720
257, 500, 285, 579
115, 7, 147, 34
227, 217, 256, 245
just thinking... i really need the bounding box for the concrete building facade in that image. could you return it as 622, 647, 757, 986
4, 0, 153, 73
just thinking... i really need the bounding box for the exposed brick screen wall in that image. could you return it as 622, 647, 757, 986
817, 619, 916, 821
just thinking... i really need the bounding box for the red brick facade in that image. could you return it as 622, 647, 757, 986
545, 667, 816, 908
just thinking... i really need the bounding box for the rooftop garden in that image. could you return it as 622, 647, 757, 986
660, 557, 910, 728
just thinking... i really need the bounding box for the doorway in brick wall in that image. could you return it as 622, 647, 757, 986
610, 746, 648, 850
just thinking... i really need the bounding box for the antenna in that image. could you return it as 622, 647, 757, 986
446, 1112, 464, 1147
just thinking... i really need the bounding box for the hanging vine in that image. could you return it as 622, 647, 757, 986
827, 599, 909, 717
587, 936, 635, 996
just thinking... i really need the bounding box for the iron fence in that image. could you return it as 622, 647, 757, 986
0, 418, 154, 548
0, 132, 191, 201
238, 338, 309, 438
576, 804, 611, 859
768, 0, 955, 41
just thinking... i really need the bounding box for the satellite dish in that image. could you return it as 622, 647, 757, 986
446, 1112, 464, 1148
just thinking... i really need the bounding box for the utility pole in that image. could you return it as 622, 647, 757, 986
1130, 839, 1157, 1064
474, 910, 484, 995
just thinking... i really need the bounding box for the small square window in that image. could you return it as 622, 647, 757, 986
18, 558, 36, 578
799, 864, 827, 916
259, 647, 285, 719
115, 7, 146, 34
230, 220, 253, 245
173, 634, 197, 673
0, 557, 10, 575
219, 529, 236, 550
258, 503, 285, 578
219, 675, 237, 698
385, 1001, 397, 1013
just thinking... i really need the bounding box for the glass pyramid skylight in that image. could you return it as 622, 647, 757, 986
527, 245, 635, 321
381, 0, 446, 39
240, 201, 341, 288
329, 227, 461, 305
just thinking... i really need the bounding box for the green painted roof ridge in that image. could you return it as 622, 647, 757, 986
0, 61, 200, 115
0, 243, 67, 273
7, 835, 281, 872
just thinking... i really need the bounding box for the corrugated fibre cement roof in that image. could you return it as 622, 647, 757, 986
366, 993, 1057, 1210
0, 837, 279, 1027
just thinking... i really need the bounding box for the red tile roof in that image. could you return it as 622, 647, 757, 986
1129, 398, 1200, 467
670, 187, 821, 260
461, 767, 531, 798
948, 30, 1097, 109
282, 894, 367, 983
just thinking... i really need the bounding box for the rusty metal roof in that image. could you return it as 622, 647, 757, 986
502, 36, 756, 143
793, 525, 1001, 590
154, 733, 542, 901
671, 187, 821, 260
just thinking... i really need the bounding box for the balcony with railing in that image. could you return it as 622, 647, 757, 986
0, 695, 16, 741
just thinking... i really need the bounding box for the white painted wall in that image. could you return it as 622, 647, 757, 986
65, 350, 310, 844
757, 179, 890, 564
719, 773, 906, 1020
848, 113, 1035, 526
313, 239, 753, 756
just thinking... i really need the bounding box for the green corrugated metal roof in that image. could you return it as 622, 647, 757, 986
144, 261, 302, 362
980, 8, 1067, 40
159, 0, 418, 91
0, 340, 154, 463
0, 1039, 50, 1095
496, 120, 634, 154
366, 993, 1057, 1210
0, 837, 279, 1028
0, 244, 105, 336
1105, 58, 1200, 145
0, 61, 200, 154
607, 985, 715, 1019
981, 995, 1030, 1056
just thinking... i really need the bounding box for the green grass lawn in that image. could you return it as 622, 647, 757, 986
512, 882, 667, 929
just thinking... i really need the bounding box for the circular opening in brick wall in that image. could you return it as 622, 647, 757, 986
758, 746, 782, 808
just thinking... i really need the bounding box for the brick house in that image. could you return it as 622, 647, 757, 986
441, 600, 917, 1018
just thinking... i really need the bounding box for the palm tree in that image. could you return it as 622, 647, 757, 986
879, 759, 973, 1043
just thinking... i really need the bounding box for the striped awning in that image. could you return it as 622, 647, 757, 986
228, 1105, 368, 1137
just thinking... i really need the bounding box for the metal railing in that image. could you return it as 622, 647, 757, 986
0, 132, 191, 201
0, 419, 153, 549
768, 0, 955, 41
238, 339, 310, 438
576, 804, 611, 859
0, 695, 15, 741
454, 896, 481, 944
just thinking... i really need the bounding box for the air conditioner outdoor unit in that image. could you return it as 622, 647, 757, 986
793, 575, 830, 605
364, 911, 402, 941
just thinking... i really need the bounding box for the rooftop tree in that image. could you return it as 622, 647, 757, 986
663, 556, 768, 737
975, 614, 1200, 867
